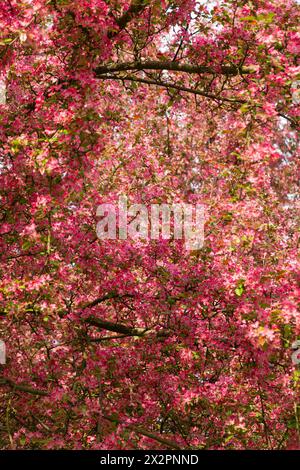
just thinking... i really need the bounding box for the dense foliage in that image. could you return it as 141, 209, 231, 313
0, 0, 299, 449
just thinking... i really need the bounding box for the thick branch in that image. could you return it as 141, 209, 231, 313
0, 377, 48, 396
109, 0, 149, 38
95, 60, 250, 77
116, 0, 148, 30
85, 316, 148, 336
67, 293, 169, 338
81, 293, 147, 335
82, 292, 134, 310
103, 415, 182, 450
88, 334, 132, 342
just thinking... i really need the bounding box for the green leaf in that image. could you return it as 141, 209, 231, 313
293, 370, 300, 385
257, 12, 275, 24
240, 13, 275, 25
0, 38, 13, 45
239, 103, 249, 114
240, 16, 257, 23
224, 435, 234, 444
22, 240, 31, 251
235, 281, 245, 297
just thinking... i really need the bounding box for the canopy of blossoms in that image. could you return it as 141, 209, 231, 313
0, 0, 299, 450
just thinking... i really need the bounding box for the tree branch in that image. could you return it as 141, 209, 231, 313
0, 377, 48, 396
101, 74, 246, 103
82, 292, 134, 310
0, 378, 181, 448
103, 415, 182, 449
109, 0, 149, 38
85, 316, 148, 336
60, 293, 170, 338
95, 60, 250, 77
80, 293, 148, 336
